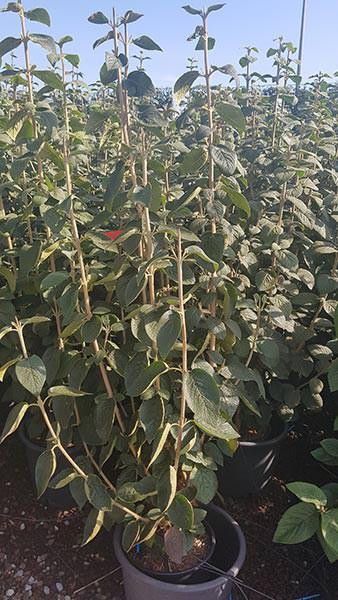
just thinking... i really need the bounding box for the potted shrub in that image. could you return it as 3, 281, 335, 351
0, 3, 247, 597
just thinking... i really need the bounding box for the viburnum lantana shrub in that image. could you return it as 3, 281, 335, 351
0, 1, 337, 561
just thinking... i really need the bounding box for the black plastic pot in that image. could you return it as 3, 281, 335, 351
19, 426, 77, 509
113, 504, 246, 600
218, 418, 288, 498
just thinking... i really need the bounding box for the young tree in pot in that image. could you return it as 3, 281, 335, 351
0, 5, 247, 598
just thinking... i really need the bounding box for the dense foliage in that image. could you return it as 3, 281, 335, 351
0, 2, 337, 564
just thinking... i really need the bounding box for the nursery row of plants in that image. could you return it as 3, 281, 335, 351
0, 2, 337, 598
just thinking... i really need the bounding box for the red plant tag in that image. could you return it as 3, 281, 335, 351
103, 230, 123, 241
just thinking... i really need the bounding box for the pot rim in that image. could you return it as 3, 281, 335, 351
113, 504, 246, 592
237, 420, 288, 449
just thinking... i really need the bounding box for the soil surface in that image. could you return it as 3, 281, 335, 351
130, 527, 212, 575
0, 405, 337, 600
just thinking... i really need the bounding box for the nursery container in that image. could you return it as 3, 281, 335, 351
218, 418, 288, 498
113, 504, 246, 600
19, 425, 77, 509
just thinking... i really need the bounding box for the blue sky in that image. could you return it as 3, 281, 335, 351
1, 1, 338, 87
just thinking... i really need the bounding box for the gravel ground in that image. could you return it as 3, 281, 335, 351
0, 408, 336, 600
0, 434, 124, 600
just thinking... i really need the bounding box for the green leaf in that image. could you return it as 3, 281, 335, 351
86, 108, 112, 133
211, 145, 237, 176
328, 358, 338, 393
88, 11, 109, 24
216, 103, 246, 134
122, 521, 140, 552
157, 466, 177, 512
0, 37, 21, 59
61, 315, 87, 340
182, 5, 202, 15
321, 509, 338, 554
70, 477, 87, 510
157, 310, 181, 359
39, 143, 64, 169
0, 265, 16, 293
227, 362, 265, 398
10, 156, 30, 178
180, 147, 208, 175
273, 502, 319, 544
167, 494, 194, 530
184, 245, 218, 269
278, 250, 299, 273
200, 233, 224, 265
195, 36, 215, 51
321, 484, 338, 509
118, 477, 157, 504
184, 368, 220, 417
123, 10, 144, 24
125, 274, 147, 306
190, 467, 218, 504
148, 422, 172, 468
29, 34, 56, 54
174, 71, 199, 102
49, 469, 78, 489
35, 449, 56, 498
0, 356, 21, 382
21, 317, 51, 327
25, 8, 51, 26
0, 402, 29, 444
41, 271, 68, 291
195, 411, 239, 441
139, 396, 164, 443
1, 3, 21, 13
85, 474, 112, 511
318, 529, 338, 563
34, 70, 64, 91
124, 70, 155, 97
183, 368, 237, 439
133, 35, 162, 52
65, 54, 80, 68
321, 439, 338, 458
19, 242, 42, 278
206, 3, 226, 15
58, 35, 73, 47
103, 160, 125, 210
15, 356, 46, 397
125, 361, 168, 397
224, 185, 250, 216
100, 63, 118, 86
82, 509, 104, 545
81, 317, 101, 343
287, 482, 327, 509
136, 104, 167, 127
48, 386, 90, 398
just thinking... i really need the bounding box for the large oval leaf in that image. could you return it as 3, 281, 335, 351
0, 402, 29, 444
157, 310, 181, 359
133, 35, 162, 52
35, 448, 56, 498
174, 71, 199, 102
15, 355, 46, 396
273, 502, 319, 544
125, 361, 168, 397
